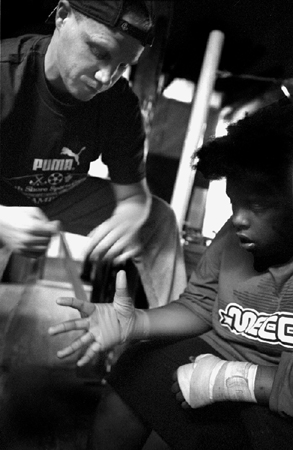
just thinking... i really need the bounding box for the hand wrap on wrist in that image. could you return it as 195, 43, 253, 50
112, 270, 150, 344
177, 353, 258, 408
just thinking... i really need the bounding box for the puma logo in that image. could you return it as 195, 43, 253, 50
60, 147, 86, 165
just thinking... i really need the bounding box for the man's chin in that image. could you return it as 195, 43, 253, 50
72, 91, 97, 102
68, 85, 101, 102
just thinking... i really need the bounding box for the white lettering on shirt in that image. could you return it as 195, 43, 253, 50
219, 303, 293, 348
32, 159, 73, 171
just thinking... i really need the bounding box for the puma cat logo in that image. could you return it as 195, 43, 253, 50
60, 146, 86, 165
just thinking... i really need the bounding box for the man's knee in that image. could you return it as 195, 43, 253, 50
147, 195, 178, 232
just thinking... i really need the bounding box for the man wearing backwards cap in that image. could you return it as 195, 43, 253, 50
0, 1, 187, 306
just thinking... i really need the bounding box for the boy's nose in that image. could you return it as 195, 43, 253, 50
232, 208, 250, 229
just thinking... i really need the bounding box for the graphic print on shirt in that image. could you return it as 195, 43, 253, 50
3, 146, 88, 204
60, 147, 86, 165
219, 303, 293, 348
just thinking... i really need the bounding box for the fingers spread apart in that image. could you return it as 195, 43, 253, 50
56, 296, 95, 315
77, 341, 102, 366
56, 331, 96, 358
48, 317, 90, 336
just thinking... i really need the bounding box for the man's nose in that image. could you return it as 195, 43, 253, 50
94, 66, 117, 85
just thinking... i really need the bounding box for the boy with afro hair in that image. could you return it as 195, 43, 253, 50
50, 98, 293, 450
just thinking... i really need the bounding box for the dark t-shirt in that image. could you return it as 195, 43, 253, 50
0, 35, 146, 205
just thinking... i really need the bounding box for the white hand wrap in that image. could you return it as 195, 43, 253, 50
177, 354, 258, 409
113, 295, 150, 343
111, 270, 150, 343
113, 289, 135, 342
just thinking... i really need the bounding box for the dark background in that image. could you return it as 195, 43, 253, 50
2, 1, 293, 203
2, 0, 293, 107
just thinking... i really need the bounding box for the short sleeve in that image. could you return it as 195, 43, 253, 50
98, 78, 146, 184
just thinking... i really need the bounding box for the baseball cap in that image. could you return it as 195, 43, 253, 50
68, 0, 155, 46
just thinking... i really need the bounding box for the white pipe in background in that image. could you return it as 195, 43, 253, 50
170, 30, 225, 232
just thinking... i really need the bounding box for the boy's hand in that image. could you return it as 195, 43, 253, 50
48, 270, 136, 366
172, 354, 258, 409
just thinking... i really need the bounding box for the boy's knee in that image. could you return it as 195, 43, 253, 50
92, 387, 150, 449
96, 387, 136, 423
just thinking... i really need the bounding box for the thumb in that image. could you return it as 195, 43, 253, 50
115, 270, 129, 297
113, 270, 134, 314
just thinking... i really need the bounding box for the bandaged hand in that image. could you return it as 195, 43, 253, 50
173, 354, 258, 409
48, 270, 149, 366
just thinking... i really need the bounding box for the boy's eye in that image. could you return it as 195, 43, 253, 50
231, 199, 271, 212
250, 203, 267, 211
250, 199, 276, 212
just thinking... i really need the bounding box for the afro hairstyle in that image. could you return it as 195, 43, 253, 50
194, 97, 293, 182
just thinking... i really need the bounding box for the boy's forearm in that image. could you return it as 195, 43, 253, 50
134, 302, 211, 340
254, 364, 277, 404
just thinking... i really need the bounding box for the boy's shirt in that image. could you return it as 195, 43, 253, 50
178, 218, 293, 416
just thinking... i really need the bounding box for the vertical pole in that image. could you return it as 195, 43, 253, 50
170, 30, 225, 232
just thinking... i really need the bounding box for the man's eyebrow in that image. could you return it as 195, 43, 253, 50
82, 31, 108, 49
83, 32, 141, 65
87, 38, 110, 54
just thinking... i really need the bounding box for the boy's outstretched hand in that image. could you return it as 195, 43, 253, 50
48, 270, 135, 366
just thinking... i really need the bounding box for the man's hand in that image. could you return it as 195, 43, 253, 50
85, 181, 152, 265
86, 200, 144, 265
0, 206, 60, 257
48, 270, 137, 366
